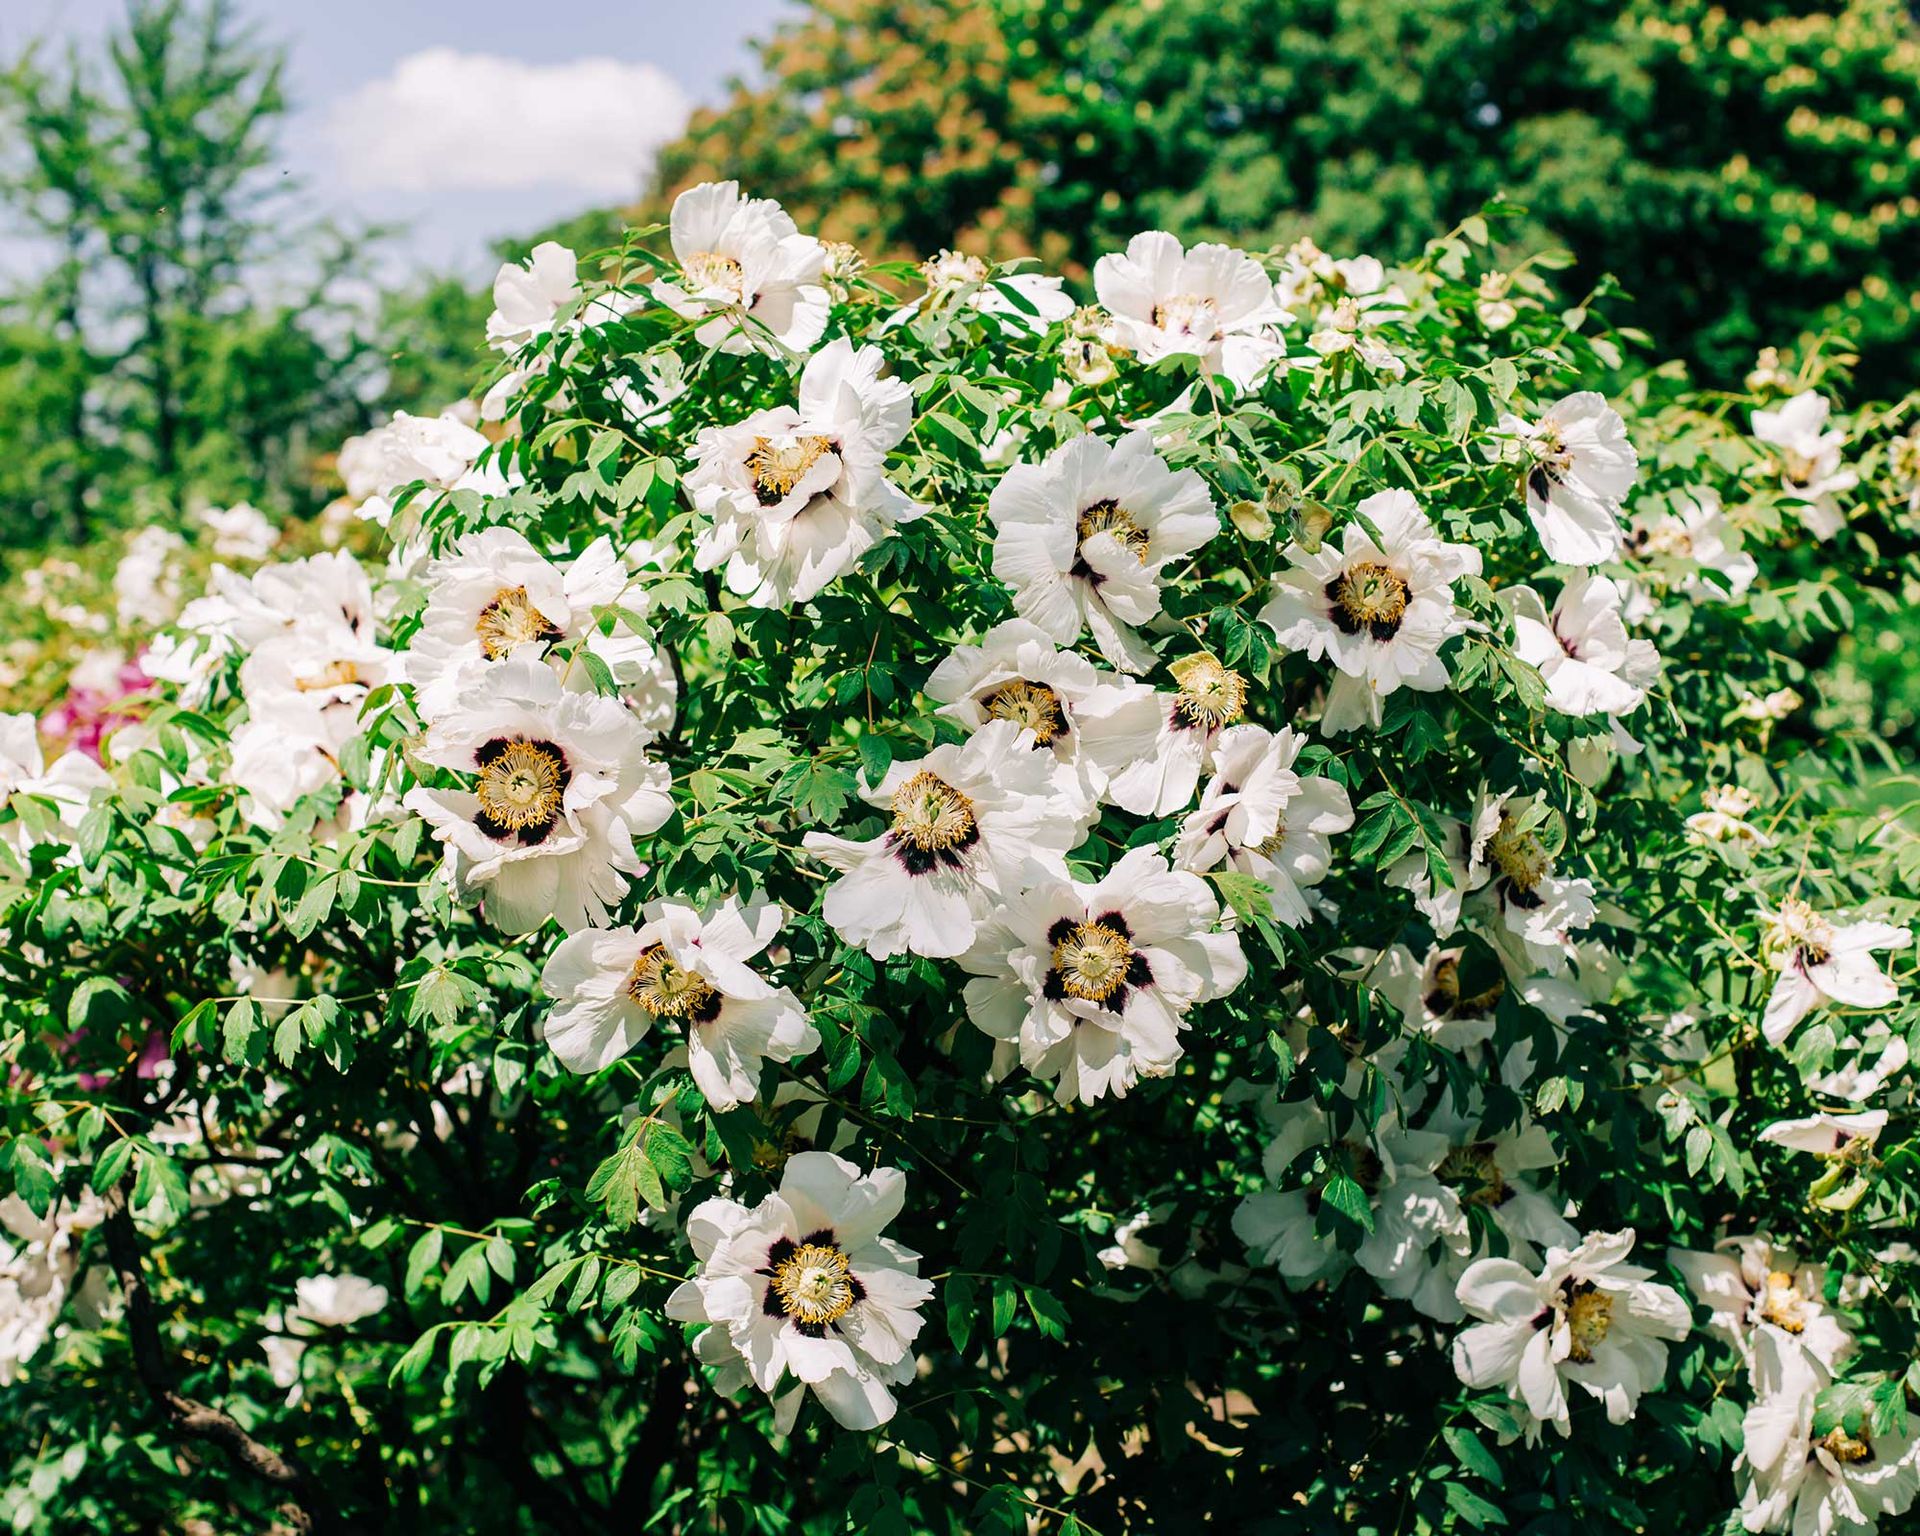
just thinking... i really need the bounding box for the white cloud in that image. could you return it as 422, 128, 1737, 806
327, 49, 691, 198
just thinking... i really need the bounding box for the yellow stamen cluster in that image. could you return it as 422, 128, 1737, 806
626, 944, 719, 1020
475, 741, 566, 834
1564, 1285, 1614, 1362
1426, 955, 1507, 1019
889, 772, 978, 852
1329, 561, 1412, 631
1819, 1427, 1875, 1464
1077, 498, 1151, 561
981, 680, 1065, 745
748, 435, 834, 502
771, 1242, 857, 1326
475, 586, 561, 661
1488, 814, 1553, 893
1050, 921, 1133, 1003
684, 250, 746, 300
1171, 653, 1248, 731
1437, 1143, 1509, 1208
1759, 1271, 1808, 1334
1149, 293, 1220, 338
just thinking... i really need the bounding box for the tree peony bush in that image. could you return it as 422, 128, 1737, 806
3, 193, 1918, 1534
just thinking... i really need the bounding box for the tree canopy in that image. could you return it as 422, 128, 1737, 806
0, 0, 379, 548
650, 0, 1920, 391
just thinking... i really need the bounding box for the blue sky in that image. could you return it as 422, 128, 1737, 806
1, 0, 794, 276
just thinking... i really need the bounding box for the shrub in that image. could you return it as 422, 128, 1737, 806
2, 196, 1917, 1533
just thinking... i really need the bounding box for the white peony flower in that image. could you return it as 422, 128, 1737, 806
1668, 1236, 1852, 1376
958, 846, 1247, 1104
1232, 1184, 1347, 1290
339, 409, 488, 502
113, 525, 185, 627
260, 1272, 389, 1396
406, 526, 671, 727
1364, 1110, 1575, 1324
607, 352, 691, 433
0, 713, 109, 857
539, 899, 816, 1110
1263, 490, 1482, 732
1072, 653, 1249, 817
201, 553, 399, 832
802, 720, 1092, 961
1367, 942, 1592, 1053
403, 655, 673, 934
1628, 488, 1757, 602
1738, 1329, 1920, 1536
198, 502, 276, 561
487, 241, 584, 352
1687, 784, 1773, 850
652, 181, 830, 356
1505, 575, 1660, 720
1752, 391, 1858, 541
1303, 258, 1409, 378
1757, 899, 1909, 1047
689, 339, 924, 609
0, 1191, 102, 1385
1172, 722, 1354, 925
1805, 1021, 1910, 1104
1238, 1090, 1574, 1323
337, 409, 509, 529
290, 1273, 389, 1329
1758, 1110, 1887, 1159
1476, 270, 1519, 330
884, 250, 1074, 336
1096, 1207, 1169, 1273
1500, 392, 1639, 566
925, 618, 1110, 800
1274, 241, 1390, 319
1093, 231, 1291, 390
987, 428, 1221, 673
1735, 687, 1804, 725
225, 692, 361, 833
172, 550, 381, 685
1452, 1229, 1691, 1440
666, 1152, 933, 1431
1467, 791, 1596, 975
1383, 798, 1499, 941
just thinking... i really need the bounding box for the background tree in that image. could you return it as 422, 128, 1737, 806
645, 0, 1920, 391
647, 0, 1122, 275
0, 0, 379, 548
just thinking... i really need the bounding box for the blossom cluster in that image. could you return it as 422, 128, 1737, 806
4, 177, 1917, 1532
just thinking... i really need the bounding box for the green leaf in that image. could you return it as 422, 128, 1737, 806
1318, 1172, 1375, 1236
389, 1329, 441, 1386
405, 1229, 444, 1297
221, 999, 260, 1063
90, 1138, 135, 1195
272, 1009, 304, 1068
587, 1132, 668, 1226
945, 1275, 977, 1356
68, 975, 131, 1031
1444, 1480, 1507, 1529
784, 759, 858, 823
1443, 1426, 1504, 1487
283, 875, 335, 942
990, 1278, 1019, 1338
411, 967, 471, 1030
856, 732, 893, 787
